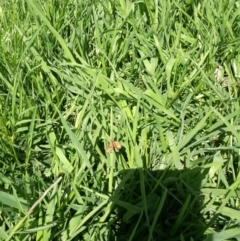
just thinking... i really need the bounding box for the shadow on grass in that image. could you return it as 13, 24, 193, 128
109, 167, 209, 241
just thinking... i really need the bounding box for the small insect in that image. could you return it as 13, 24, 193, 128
106, 140, 122, 153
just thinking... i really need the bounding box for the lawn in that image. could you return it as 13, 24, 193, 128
1, 0, 240, 240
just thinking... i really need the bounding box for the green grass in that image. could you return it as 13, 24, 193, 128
1, 0, 240, 240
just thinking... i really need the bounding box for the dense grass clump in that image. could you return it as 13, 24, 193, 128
1, 0, 240, 240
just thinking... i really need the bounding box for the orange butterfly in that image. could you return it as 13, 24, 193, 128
106, 140, 122, 153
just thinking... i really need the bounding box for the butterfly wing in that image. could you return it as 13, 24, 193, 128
113, 141, 121, 152
106, 140, 121, 153
106, 142, 113, 153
